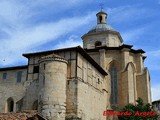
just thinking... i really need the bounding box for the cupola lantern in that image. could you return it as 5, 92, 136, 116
96, 10, 107, 24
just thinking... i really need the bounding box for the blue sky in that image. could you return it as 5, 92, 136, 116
0, 0, 159, 101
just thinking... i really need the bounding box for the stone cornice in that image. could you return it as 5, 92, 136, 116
85, 44, 145, 54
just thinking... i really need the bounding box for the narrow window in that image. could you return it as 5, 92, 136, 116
32, 100, 38, 110
98, 78, 100, 84
33, 66, 39, 73
17, 71, 22, 83
99, 15, 102, 23
43, 75, 45, 85
44, 63, 46, 70
109, 64, 118, 105
3, 73, 7, 79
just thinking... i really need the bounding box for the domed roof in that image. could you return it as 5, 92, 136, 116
88, 24, 116, 33
41, 54, 63, 59
96, 10, 107, 16
39, 53, 68, 63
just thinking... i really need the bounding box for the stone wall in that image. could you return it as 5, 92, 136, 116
76, 79, 107, 120
66, 53, 107, 120
86, 47, 151, 109
0, 68, 27, 112
108, 34, 122, 47
82, 32, 122, 49
21, 79, 39, 110
83, 33, 108, 49
136, 68, 151, 104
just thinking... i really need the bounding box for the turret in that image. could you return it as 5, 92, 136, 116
38, 54, 68, 120
96, 10, 107, 24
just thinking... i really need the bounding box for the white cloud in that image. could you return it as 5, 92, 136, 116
121, 27, 147, 42
54, 35, 82, 49
26, 0, 93, 7
0, 1, 32, 27
0, 0, 94, 28
0, 0, 97, 67
0, 0, 96, 66
108, 5, 154, 24
147, 50, 160, 57
151, 84, 160, 101
0, 12, 94, 66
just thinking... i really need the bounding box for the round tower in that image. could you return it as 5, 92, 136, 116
38, 54, 68, 120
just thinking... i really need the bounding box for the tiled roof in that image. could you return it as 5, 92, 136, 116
0, 111, 46, 120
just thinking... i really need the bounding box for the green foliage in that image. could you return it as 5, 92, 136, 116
118, 98, 159, 120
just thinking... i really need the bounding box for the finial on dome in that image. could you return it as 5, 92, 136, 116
99, 3, 104, 11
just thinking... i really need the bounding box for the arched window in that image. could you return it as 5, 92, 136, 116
95, 41, 102, 47
6, 98, 14, 112
109, 64, 118, 105
99, 15, 102, 23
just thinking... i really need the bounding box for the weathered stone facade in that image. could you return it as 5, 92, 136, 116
0, 10, 151, 120
82, 10, 151, 109
152, 100, 160, 116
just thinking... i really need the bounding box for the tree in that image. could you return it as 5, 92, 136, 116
118, 98, 158, 120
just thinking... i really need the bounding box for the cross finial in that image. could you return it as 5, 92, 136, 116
99, 3, 104, 11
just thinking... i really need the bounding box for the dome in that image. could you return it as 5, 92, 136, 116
88, 24, 116, 33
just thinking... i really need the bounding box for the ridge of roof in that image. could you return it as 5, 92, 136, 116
23, 46, 78, 57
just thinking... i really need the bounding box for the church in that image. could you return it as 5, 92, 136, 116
0, 10, 151, 120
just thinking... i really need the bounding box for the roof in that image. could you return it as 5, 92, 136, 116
0, 65, 28, 71
152, 100, 160, 104
23, 46, 77, 57
41, 54, 64, 59
88, 24, 116, 33
96, 10, 107, 16
23, 46, 107, 75
85, 44, 145, 54
39, 53, 68, 64
0, 111, 46, 120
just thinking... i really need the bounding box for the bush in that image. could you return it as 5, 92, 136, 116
118, 98, 158, 120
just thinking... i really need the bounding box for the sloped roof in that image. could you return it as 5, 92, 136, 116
0, 65, 27, 71
0, 111, 46, 120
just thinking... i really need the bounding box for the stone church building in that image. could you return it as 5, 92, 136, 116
0, 10, 151, 120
